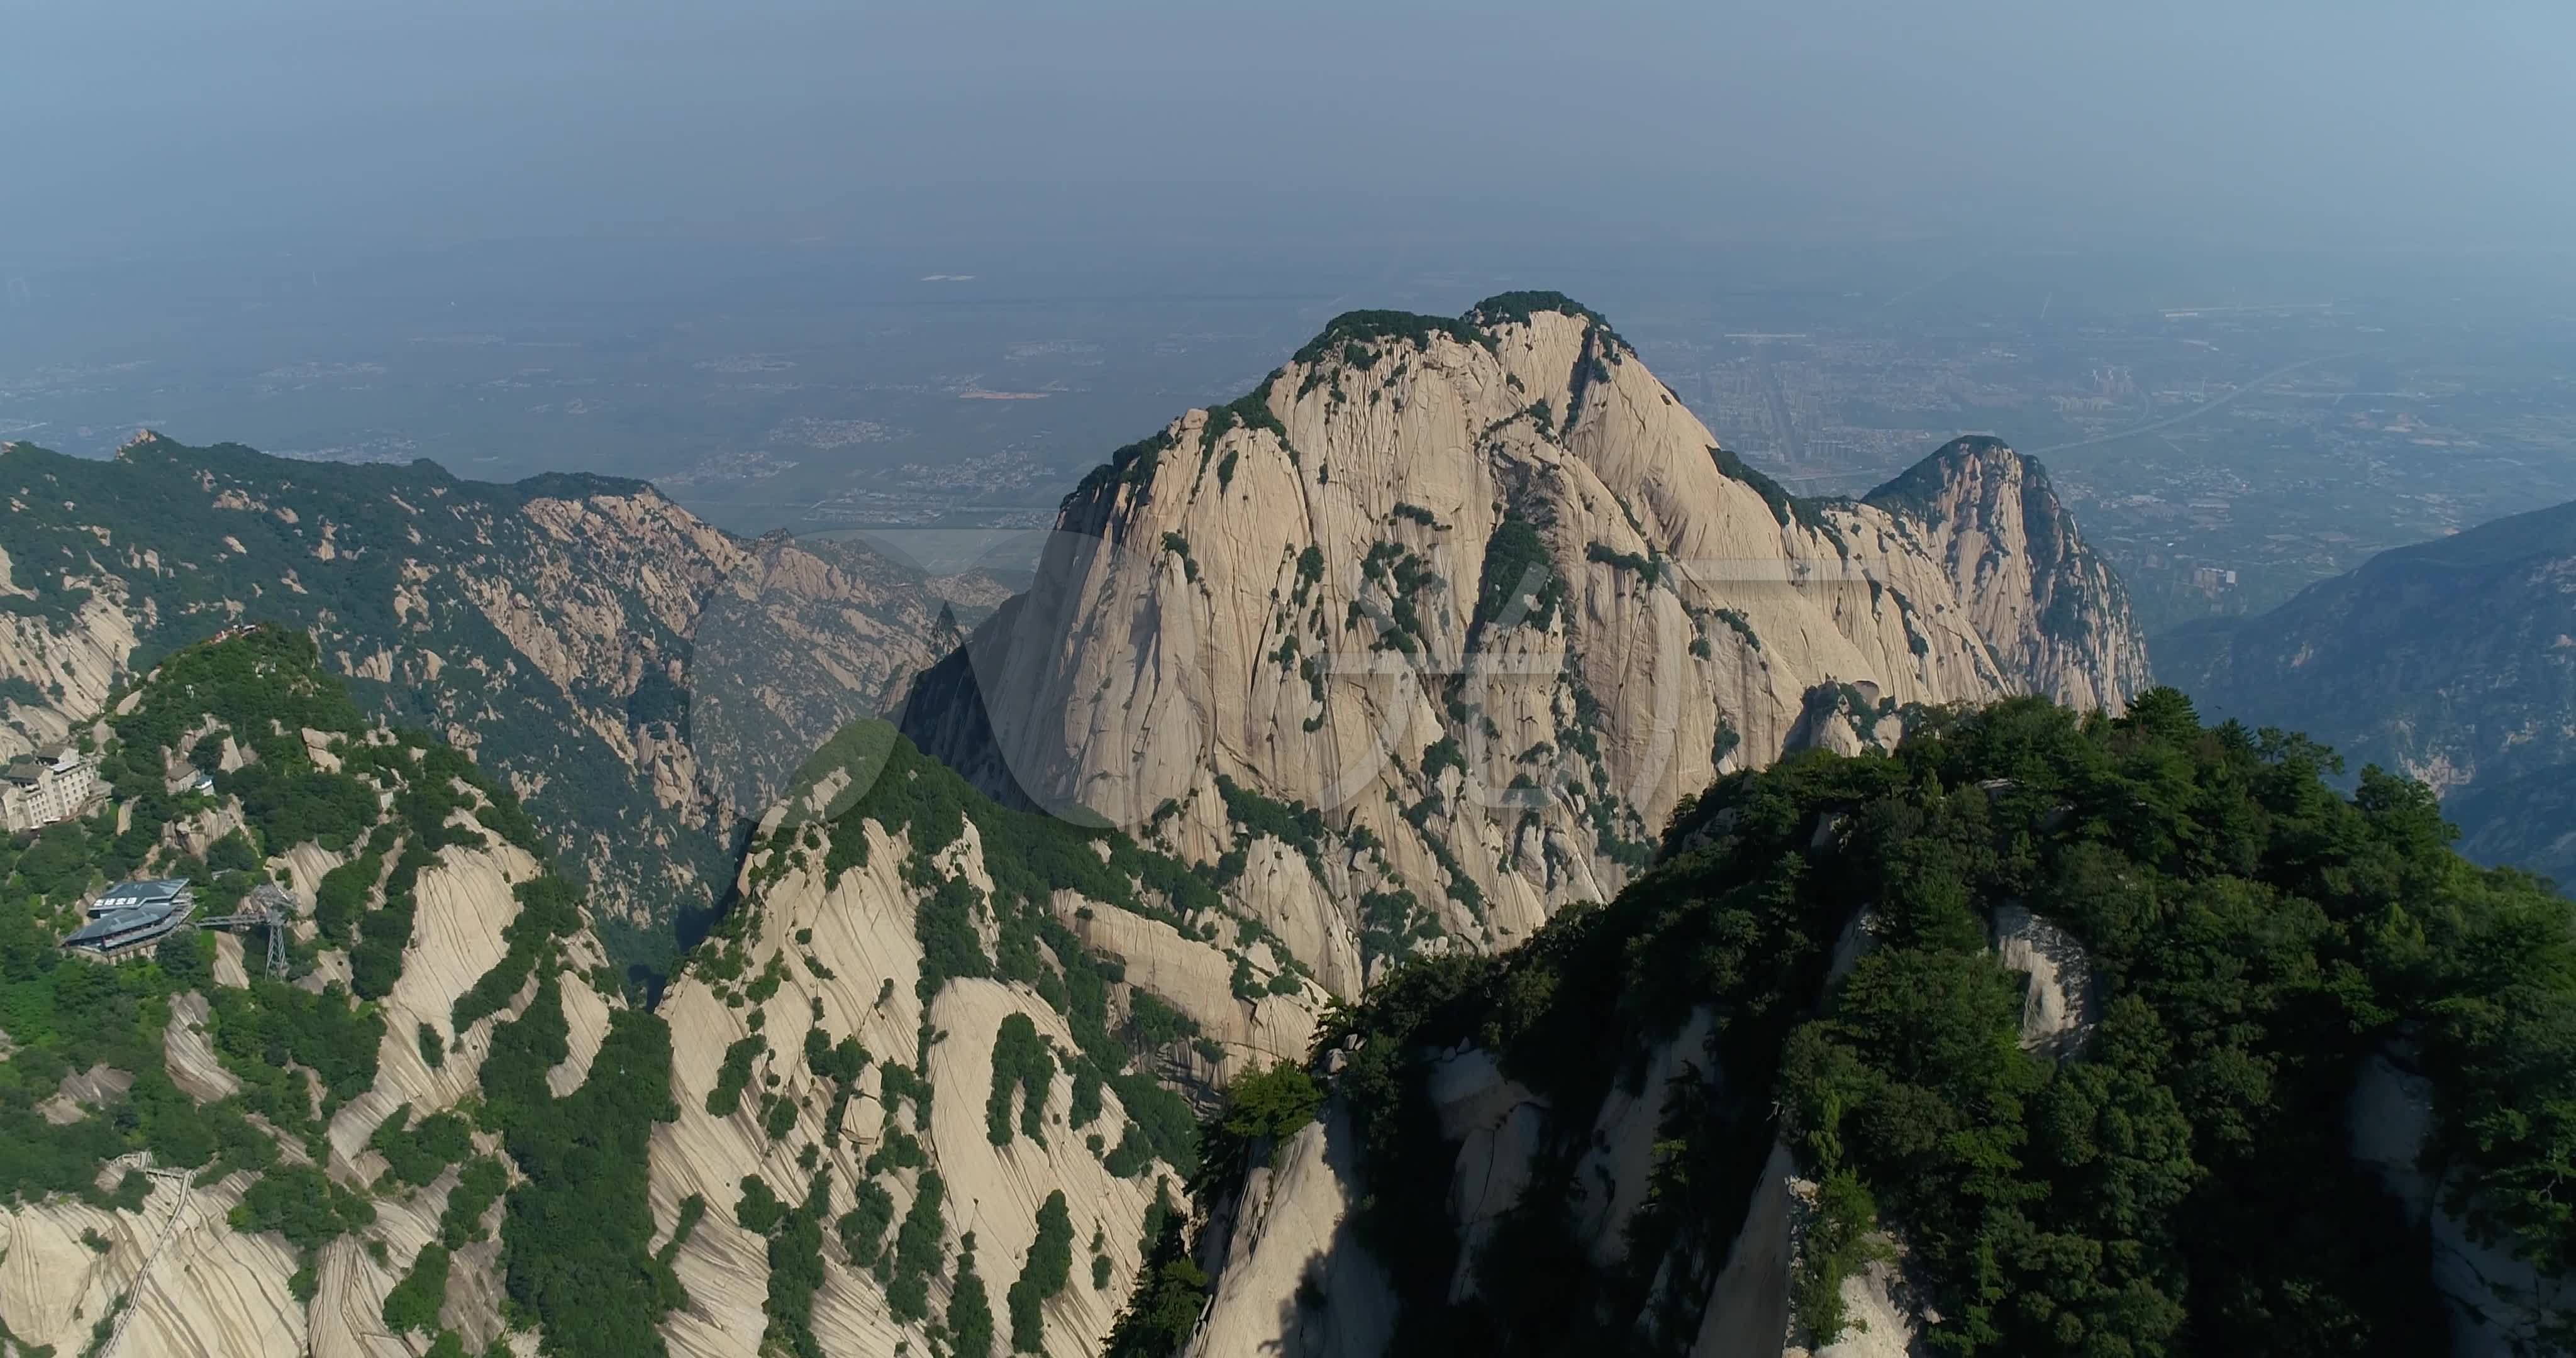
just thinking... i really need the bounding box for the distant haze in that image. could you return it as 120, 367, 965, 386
9, 0, 2573, 265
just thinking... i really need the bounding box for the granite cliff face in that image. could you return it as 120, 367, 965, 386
643, 720, 1341, 1357
904, 296, 2146, 978
1861, 435, 2151, 715
0, 435, 997, 958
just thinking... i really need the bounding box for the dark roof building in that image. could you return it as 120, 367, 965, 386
63, 879, 196, 954
87, 878, 194, 919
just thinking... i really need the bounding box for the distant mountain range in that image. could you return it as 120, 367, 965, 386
2159, 495, 2576, 885
0, 434, 1002, 968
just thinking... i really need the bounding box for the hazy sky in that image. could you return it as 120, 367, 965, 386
8, 0, 2573, 265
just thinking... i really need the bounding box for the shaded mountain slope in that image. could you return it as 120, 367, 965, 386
2159, 495, 2576, 883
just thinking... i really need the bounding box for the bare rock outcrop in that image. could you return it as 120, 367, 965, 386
904, 298, 2147, 996
1989, 903, 2101, 1061
646, 734, 1328, 1358
1185, 1104, 1398, 1358
2351, 1051, 2576, 1357
0, 555, 137, 761
650, 819, 1171, 1358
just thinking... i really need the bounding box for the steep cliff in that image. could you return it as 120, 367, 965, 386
1861, 435, 2151, 714
0, 631, 1351, 1358
643, 720, 1337, 1358
0, 435, 996, 961
904, 294, 2146, 986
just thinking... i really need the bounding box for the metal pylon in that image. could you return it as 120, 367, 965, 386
249, 883, 294, 978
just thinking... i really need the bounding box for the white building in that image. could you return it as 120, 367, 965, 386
2, 744, 101, 832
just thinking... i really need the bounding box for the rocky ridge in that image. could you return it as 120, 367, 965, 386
640, 720, 1355, 1358
0, 436, 1001, 961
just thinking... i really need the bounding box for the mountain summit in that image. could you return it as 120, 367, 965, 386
1864, 434, 2150, 714
903, 294, 2149, 973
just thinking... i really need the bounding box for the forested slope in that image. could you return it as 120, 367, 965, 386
0, 434, 995, 973
2157, 495, 2576, 887
1170, 691, 2575, 1356
0, 625, 685, 1358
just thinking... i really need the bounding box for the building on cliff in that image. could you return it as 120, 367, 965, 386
62, 878, 197, 954
1, 743, 101, 832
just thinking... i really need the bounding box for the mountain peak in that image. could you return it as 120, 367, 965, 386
116, 428, 177, 458
908, 293, 2150, 961
1066, 290, 1635, 517
1858, 433, 2148, 710
1290, 307, 1487, 365
507, 468, 663, 504
1934, 432, 2016, 457
1862, 433, 2029, 522
1287, 290, 1622, 368
1463, 289, 1618, 335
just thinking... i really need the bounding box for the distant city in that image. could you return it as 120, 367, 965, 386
7, 240, 2572, 638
